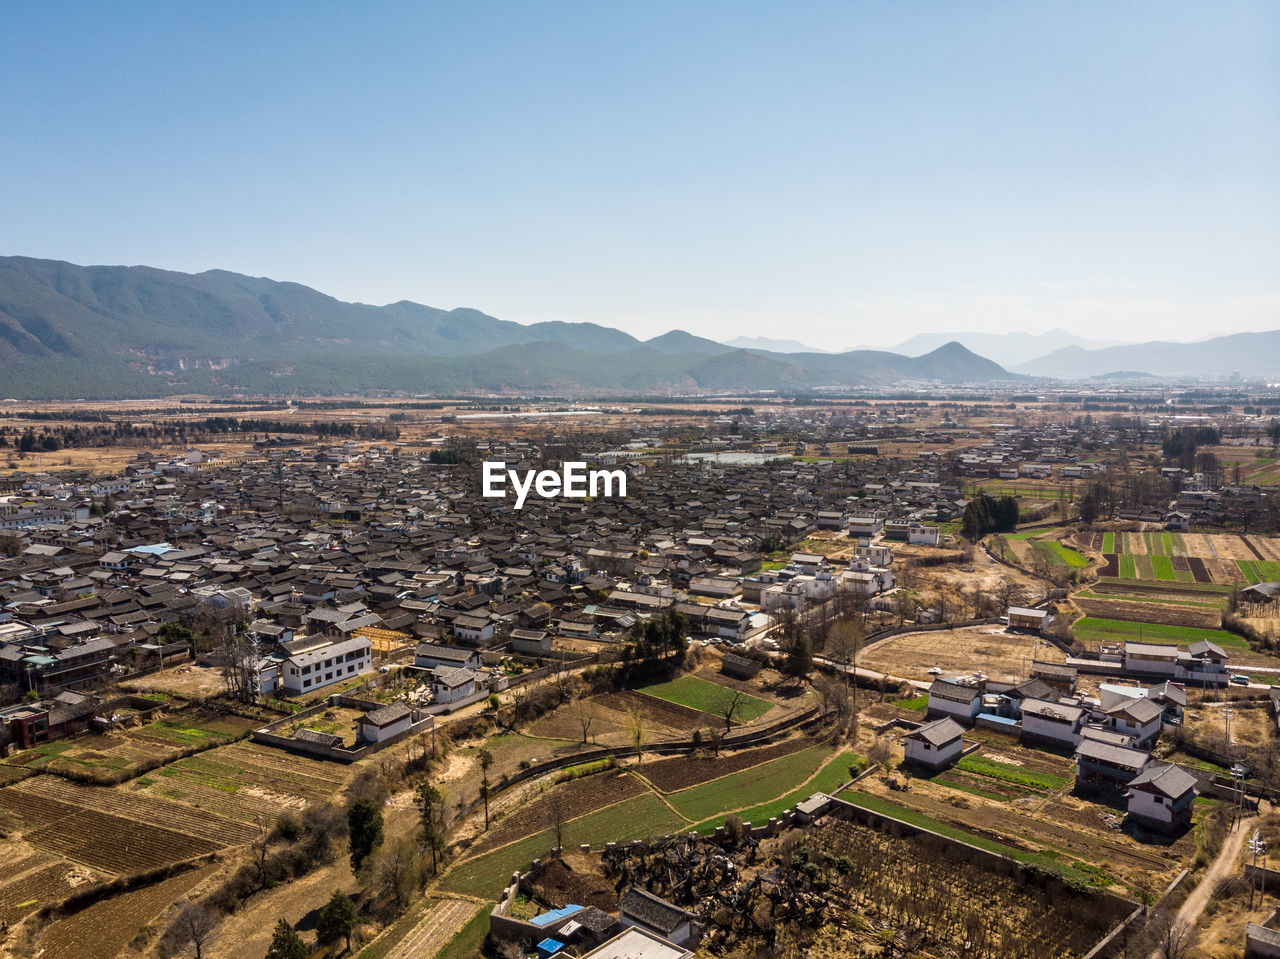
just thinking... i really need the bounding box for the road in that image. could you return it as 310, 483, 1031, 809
1148, 810, 1260, 958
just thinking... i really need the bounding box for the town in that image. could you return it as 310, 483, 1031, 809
0, 389, 1277, 959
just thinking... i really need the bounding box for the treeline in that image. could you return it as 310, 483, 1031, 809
0, 418, 399, 452
961, 492, 1019, 540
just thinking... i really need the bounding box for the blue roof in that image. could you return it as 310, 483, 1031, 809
127, 543, 177, 555
536, 939, 565, 957
977, 712, 1018, 726
531, 905, 582, 927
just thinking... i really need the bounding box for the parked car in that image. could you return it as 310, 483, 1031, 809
1230, 674, 1250, 686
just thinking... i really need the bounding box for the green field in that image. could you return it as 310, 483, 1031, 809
1118, 554, 1137, 578
1072, 616, 1249, 649
1102, 532, 1115, 553
956, 756, 1071, 791
1036, 541, 1088, 568
668, 744, 830, 821
439, 793, 687, 897
690, 749, 863, 831
640, 675, 772, 722
1237, 560, 1280, 585
1150, 555, 1176, 581
894, 694, 929, 714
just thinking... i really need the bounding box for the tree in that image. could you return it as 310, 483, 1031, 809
477, 749, 494, 830
264, 919, 307, 959
712, 687, 748, 734
782, 631, 813, 686
173, 903, 216, 959
415, 783, 445, 874
626, 704, 648, 761
369, 838, 422, 913
570, 697, 596, 744
1151, 912, 1192, 959
316, 890, 360, 952
548, 792, 566, 855
347, 798, 384, 871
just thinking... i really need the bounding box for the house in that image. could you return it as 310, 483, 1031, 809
927, 679, 983, 723
1164, 511, 1190, 532
1030, 661, 1078, 694
1241, 581, 1280, 605
280, 635, 373, 695
1007, 607, 1049, 632
510, 628, 552, 655
721, 652, 763, 680
902, 717, 965, 769
1104, 696, 1165, 748
1125, 761, 1197, 832
1123, 642, 1180, 677
451, 613, 495, 646
578, 927, 693, 959
1074, 738, 1149, 795
1020, 698, 1085, 748
617, 888, 697, 947
0, 702, 49, 750
431, 665, 477, 704
357, 702, 414, 743
413, 642, 482, 671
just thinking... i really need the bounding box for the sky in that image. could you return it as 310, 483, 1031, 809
2, 2, 1277, 350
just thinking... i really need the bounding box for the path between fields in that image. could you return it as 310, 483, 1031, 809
1149, 811, 1258, 959
383, 897, 482, 959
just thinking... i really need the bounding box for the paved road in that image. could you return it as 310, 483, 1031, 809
384, 897, 482, 959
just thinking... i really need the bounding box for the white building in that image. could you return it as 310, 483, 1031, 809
280, 635, 372, 695
1125, 761, 1197, 831
357, 702, 414, 743
431, 666, 477, 704
927, 679, 983, 723
1019, 698, 1085, 747
903, 717, 965, 769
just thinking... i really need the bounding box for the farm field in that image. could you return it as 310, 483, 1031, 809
859, 623, 1065, 684
638, 674, 773, 723
1071, 616, 1249, 649
0, 709, 259, 782
32, 863, 217, 959
1088, 530, 1280, 587
441, 736, 855, 901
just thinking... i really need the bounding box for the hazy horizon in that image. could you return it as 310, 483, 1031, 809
3, 3, 1276, 349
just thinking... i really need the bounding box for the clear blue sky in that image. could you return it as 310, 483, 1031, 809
3, 2, 1276, 348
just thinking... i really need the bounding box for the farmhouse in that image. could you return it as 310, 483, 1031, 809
431, 665, 478, 705
1007, 607, 1048, 632
1074, 738, 1149, 795
357, 702, 414, 743
927, 678, 983, 723
902, 717, 965, 769
280, 635, 373, 695
1030, 661, 1078, 694
1125, 761, 1197, 832
580, 927, 693, 959
510, 628, 552, 655
414, 642, 482, 671
720, 652, 763, 680
1019, 698, 1085, 748
1103, 696, 1164, 748
618, 888, 697, 947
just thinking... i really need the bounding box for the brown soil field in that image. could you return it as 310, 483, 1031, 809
118, 663, 231, 699
523, 699, 684, 746
0, 442, 251, 477
12, 776, 258, 844
32, 863, 217, 959
860, 624, 1064, 685
636, 737, 812, 793
0, 861, 95, 926
597, 689, 710, 731
529, 854, 617, 913
22, 806, 223, 873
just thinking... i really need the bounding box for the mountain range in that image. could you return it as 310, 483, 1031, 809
890, 329, 1134, 368
1010, 332, 1280, 379
0, 257, 1013, 399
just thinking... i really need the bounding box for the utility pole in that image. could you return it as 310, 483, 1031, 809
1250, 829, 1267, 909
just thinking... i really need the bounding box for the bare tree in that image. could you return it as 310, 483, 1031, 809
549, 792, 566, 856
369, 837, 421, 913
570, 697, 595, 744
712, 687, 748, 734
1151, 912, 1193, 959
173, 903, 216, 959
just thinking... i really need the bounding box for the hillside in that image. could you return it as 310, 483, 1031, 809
1013, 330, 1280, 379
0, 256, 1016, 398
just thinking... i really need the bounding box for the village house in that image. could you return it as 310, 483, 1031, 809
617, 888, 697, 948
431, 665, 478, 705
902, 716, 965, 769
1125, 761, 1197, 832
356, 702, 415, 743
413, 642, 482, 671
1019, 698, 1085, 748
927, 678, 983, 723
279, 635, 373, 695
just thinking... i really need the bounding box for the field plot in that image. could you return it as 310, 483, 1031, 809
860, 623, 1064, 684
1, 709, 259, 782
639, 675, 773, 723
134, 740, 352, 822
596, 689, 708, 731
1072, 616, 1248, 649
1103, 532, 1280, 587
637, 737, 811, 792
666, 744, 831, 821
33, 863, 216, 959
0, 861, 92, 925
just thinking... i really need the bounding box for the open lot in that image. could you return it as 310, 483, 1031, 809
860, 623, 1065, 684
638, 674, 773, 723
